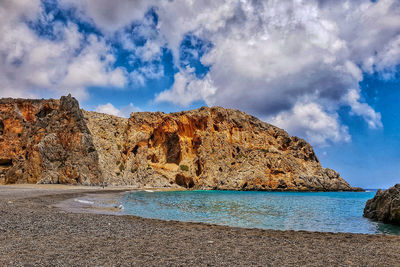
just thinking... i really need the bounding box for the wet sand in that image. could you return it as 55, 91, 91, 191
1, 185, 400, 266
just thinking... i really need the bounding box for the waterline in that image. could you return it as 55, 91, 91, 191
121, 190, 400, 235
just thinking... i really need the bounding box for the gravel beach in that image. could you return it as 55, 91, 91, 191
1, 185, 400, 266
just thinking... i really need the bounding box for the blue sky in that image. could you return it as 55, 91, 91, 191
1, 0, 400, 188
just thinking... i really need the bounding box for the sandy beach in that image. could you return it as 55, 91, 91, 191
1, 185, 400, 266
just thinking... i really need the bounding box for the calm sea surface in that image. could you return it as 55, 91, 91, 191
121, 190, 400, 235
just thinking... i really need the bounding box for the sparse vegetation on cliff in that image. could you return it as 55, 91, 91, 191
180, 165, 189, 171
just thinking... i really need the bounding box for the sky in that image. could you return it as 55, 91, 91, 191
0, 0, 399, 188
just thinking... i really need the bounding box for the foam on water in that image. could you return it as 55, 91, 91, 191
74, 199, 94, 205
121, 190, 400, 235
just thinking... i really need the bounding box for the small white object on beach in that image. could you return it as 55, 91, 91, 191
144, 190, 154, 192
74, 199, 94, 205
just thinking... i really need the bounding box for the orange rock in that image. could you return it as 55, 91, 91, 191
0, 95, 101, 185
0, 95, 362, 191
85, 105, 362, 191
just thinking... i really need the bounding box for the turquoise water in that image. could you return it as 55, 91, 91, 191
121, 190, 400, 235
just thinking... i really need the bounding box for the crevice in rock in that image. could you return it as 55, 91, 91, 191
242, 182, 248, 189
132, 145, 139, 156
196, 159, 202, 176
0, 120, 4, 135
148, 154, 159, 163
148, 133, 155, 148
192, 135, 202, 151
165, 132, 181, 164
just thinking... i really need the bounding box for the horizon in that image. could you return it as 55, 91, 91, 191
1, 0, 399, 189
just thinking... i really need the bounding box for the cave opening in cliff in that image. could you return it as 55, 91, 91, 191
175, 174, 194, 188
0, 159, 12, 168
0, 120, 4, 135
36, 106, 53, 118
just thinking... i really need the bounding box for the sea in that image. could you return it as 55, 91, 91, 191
120, 190, 400, 235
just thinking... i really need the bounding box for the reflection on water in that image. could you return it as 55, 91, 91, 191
122, 190, 400, 235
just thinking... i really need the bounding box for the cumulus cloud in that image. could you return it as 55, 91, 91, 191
155, 69, 216, 106
95, 103, 120, 116
0, 0, 127, 100
95, 102, 141, 117
60, 0, 155, 32
152, 0, 399, 145
344, 89, 383, 129
2, 0, 400, 146
117, 11, 166, 87
269, 102, 351, 147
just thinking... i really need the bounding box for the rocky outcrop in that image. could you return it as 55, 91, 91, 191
364, 184, 400, 225
1, 95, 362, 191
0, 95, 101, 185
84, 105, 361, 191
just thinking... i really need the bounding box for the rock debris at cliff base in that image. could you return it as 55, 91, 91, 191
0, 95, 362, 191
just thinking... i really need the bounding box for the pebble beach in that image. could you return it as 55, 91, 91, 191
1, 185, 400, 266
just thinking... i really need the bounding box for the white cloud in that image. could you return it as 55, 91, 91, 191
1, 0, 399, 147
374, 35, 400, 78
344, 89, 382, 129
60, 0, 155, 32
151, 0, 397, 145
322, 0, 400, 75
155, 69, 216, 107
95, 102, 141, 117
59, 34, 127, 90
116, 13, 166, 87
95, 103, 120, 116
269, 102, 351, 147
0, 1, 127, 100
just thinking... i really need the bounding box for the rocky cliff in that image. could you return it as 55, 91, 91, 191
364, 184, 400, 225
0, 95, 101, 185
1, 95, 361, 191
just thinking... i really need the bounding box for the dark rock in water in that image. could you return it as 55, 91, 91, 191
364, 184, 400, 225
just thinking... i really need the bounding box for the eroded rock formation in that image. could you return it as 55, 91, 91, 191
364, 184, 400, 225
0, 95, 101, 185
1, 95, 362, 191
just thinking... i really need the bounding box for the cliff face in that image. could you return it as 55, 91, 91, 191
84, 106, 359, 191
0, 95, 101, 185
1, 95, 360, 191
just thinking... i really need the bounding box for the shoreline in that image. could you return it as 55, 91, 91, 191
0, 183, 367, 192
1, 185, 400, 266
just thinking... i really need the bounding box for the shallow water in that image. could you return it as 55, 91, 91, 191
121, 190, 400, 235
